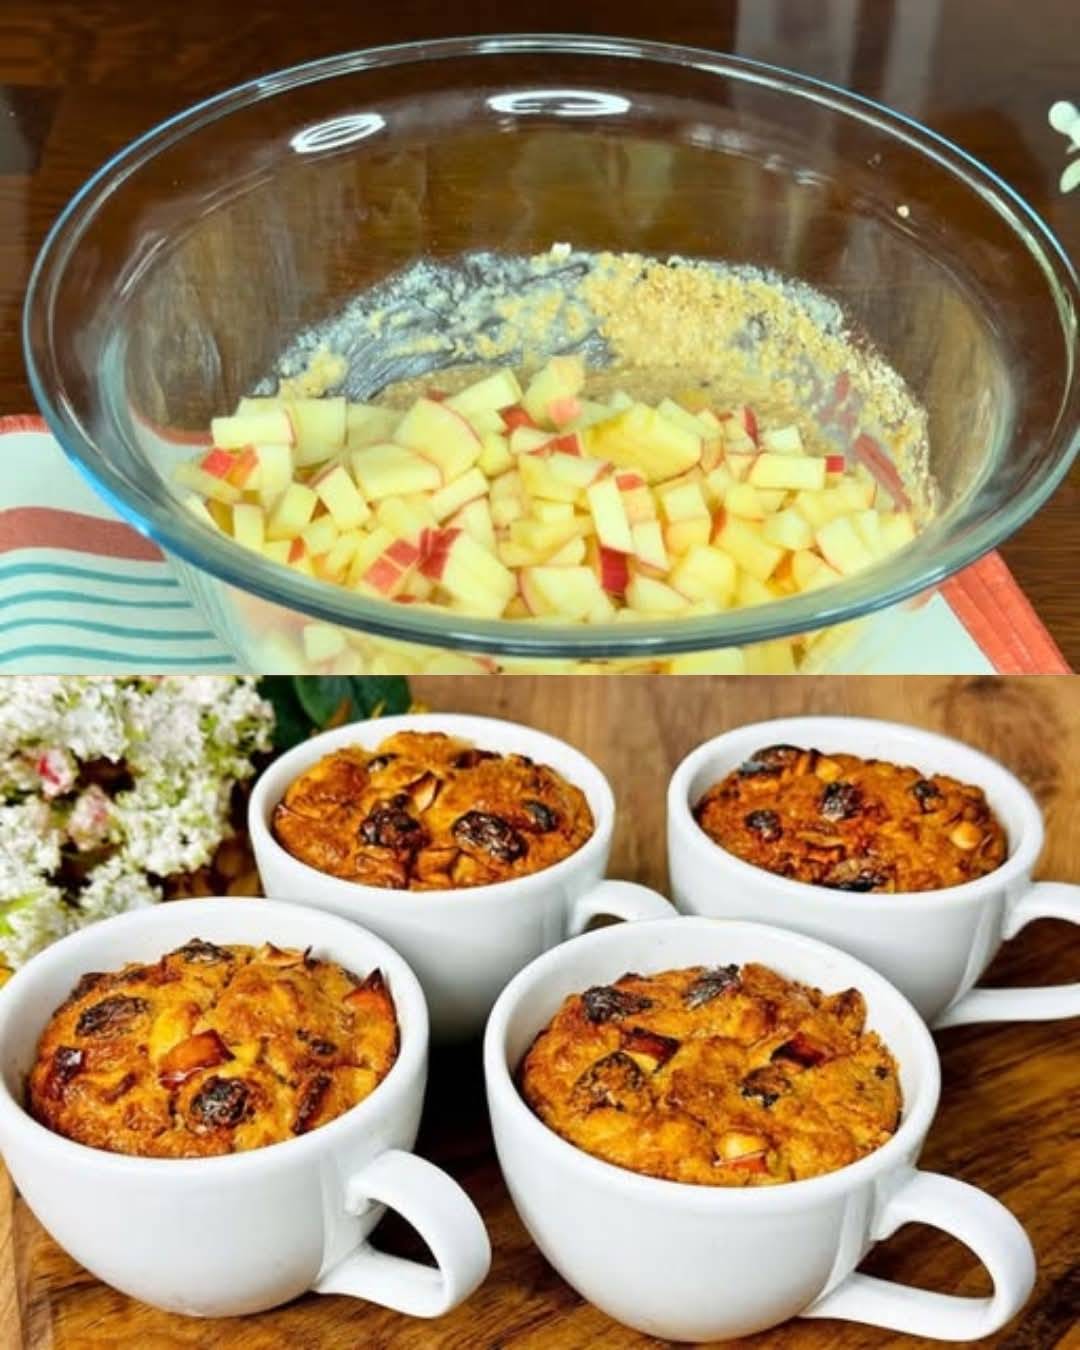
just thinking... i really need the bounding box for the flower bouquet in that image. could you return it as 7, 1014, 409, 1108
0, 674, 410, 978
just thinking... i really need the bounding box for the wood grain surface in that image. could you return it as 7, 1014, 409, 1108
1, 0, 1079, 664
2, 674, 1078, 1348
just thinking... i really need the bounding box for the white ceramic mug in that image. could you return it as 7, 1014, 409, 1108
484, 916, 1036, 1342
667, 716, 1080, 1028
0, 899, 491, 1319
250, 713, 673, 1041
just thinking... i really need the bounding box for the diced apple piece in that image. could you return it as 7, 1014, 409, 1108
736, 571, 779, 609
375, 495, 437, 544
249, 444, 291, 499
669, 546, 737, 605
521, 565, 605, 620
816, 516, 875, 575
519, 453, 581, 504
658, 481, 709, 524
793, 489, 853, 528
402, 570, 434, 601
759, 424, 804, 454
546, 537, 588, 567
174, 462, 241, 505
345, 527, 394, 588
522, 355, 586, 425
702, 465, 734, 506
446, 368, 523, 417
667, 648, 747, 674
211, 409, 293, 448
263, 540, 291, 566
266, 483, 318, 541
725, 452, 756, 481
182, 492, 217, 528
548, 453, 609, 490
478, 432, 513, 477
715, 517, 784, 581
491, 497, 525, 527
287, 397, 347, 466
762, 508, 814, 552
300, 514, 339, 556
586, 404, 702, 484
664, 517, 712, 556
420, 528, 516, 616
585, 539, 631, 596
586, 591, 618, 623
586, 478, 634, 554
619, 481, 656, 524
532, 500, 575, 524
748, 452, 826, 491
568, 398, 617, 430
313, 463, 370, 530
879, 511, 917, 554
625, 575, 690, 614
351, 444, 442, 500
302, 623, 347, 665
231, 503, 265, 552
322, 530, 363, 580
361, 537, 421, 598
724, 483, 767, 521
508, 517, 583, 558
548, 396, 582, 428
428, 466, 488, 522
395, 397, 481, 481
631, 520, 669, 571
450, 498, 497, 554
346, 402, 401, 448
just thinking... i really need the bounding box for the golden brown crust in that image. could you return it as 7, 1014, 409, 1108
27, 941, 398, 1158
272, 731, 594, 889
694, 745, 1007, 892
518, 963, 901, 1187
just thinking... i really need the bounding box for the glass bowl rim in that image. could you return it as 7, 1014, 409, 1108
22, 32, 1080, 660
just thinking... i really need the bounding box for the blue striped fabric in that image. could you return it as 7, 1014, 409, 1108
0, 424, 238, 673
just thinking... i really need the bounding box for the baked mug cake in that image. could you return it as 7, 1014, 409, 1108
251, 713, 671, 1041
667, 715, 1080, 1028
693, 743, 1008, 892
27, 940, 398, 1157
518, 961, 901, 1187
272, 730, 595, 889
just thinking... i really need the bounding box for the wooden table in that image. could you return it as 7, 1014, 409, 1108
3, 674, 1078, 1347
1, 0, 1079, 666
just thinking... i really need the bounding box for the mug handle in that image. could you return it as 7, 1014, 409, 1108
568, 879, 673, 936
313, 1149, 491, 1317
802, 1169, 1035, 1339
934, 881, 1080, 1029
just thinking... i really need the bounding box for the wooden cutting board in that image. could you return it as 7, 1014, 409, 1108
3, 676, 1078, 1349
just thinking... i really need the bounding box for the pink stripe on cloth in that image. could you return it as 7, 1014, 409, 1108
0, 507, 163, 561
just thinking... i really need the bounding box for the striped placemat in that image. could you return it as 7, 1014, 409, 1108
0, 415, 1070, 675
0, 417, 237, 673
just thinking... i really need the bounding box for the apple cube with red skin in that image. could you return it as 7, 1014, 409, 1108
419, 528, 516, 616
351, 444, 442, 500
174, 462, 241, 505
395, 397, 481, 482
361, 537, 421, 598
522, 355, 586, 426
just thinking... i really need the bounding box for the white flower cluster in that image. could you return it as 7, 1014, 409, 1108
0, 677, 274, 970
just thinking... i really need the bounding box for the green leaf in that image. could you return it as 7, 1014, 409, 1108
259, 676, 411, 751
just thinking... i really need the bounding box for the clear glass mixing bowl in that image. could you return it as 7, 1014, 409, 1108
23, 35, 1080, 674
